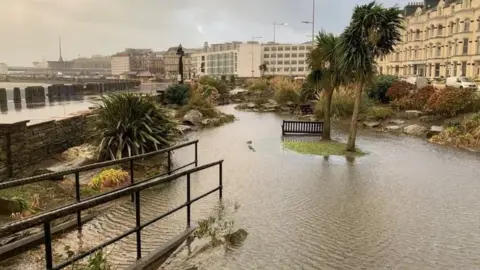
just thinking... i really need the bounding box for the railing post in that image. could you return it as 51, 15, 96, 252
219, 162, 223, 199
167, 150, 172, 175
135, 190, 142, 260
44, 221, 53, 270
130, 159, 134, 202
194, 142, 198, 167
186, 173, 191, 227
75, 172, 82, 230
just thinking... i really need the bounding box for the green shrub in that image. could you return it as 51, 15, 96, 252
165, 84, 190, 105
366, 75, 399, 103
386, 81, 415, 101
246, 78, 269, 92
199, 76, 228, 95
271, 77, 301, 104
95, 93, 178, 160
88, 169, 129, 190
315, 88, 356, 118
178, 85, 219, 118
366, 106, 394, 120
423, 87, 475, 116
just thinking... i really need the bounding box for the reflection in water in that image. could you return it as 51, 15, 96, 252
2, 105, 480, 269
0, 102, 7, 113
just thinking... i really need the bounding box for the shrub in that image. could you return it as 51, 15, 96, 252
165, 84, 190, 105
386, 81, 415, 100
178, 84, 219, 118
423, 87, 475, 116
300, 82, 318, 102
88, 169, 130, 190
430, 118, 480, 150
95, 93, 178, 160
366, 75, 399, 103
271, 77, 301, 104
199, 76, 228, 95
391, 85, 436, 110
246, 78, 268, 92
315, 88, 357, 118
366, 106, 394, 120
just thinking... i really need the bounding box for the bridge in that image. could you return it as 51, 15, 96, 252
7, 66, 111, 76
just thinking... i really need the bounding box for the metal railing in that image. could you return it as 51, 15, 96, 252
0, 140, 199, 230
0, 159, 224, 270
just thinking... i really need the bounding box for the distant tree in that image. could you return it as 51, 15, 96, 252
259, 63, 268, 77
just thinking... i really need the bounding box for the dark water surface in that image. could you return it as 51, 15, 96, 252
2, 105, 480, 269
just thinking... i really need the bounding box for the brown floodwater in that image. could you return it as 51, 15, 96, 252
1, 105, 480, 269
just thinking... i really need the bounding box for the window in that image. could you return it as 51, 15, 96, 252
448, 42, 452, 55
299, 53, 305, 57
437, 25, 443, 36
284, 60, 290, 65
429, 46, 433, 57
277, 60, 283, 65
291, 67, 297, 72
435, 63, 440, 77
465, 19, 471, 32
271, 53, 276, 57
277, 53, 283, 58
306, 46, 312, 50
414, 47, 419, 58
425, 28, 429, 38
291, 53, 298, 57
436, 44, 441, 57
298, 67, 305, 71
264, 60, 269, 65
449, 22, 454, 34
456, 19, 460, 32
291, 60, 297, 65
477, 38, 480, 53
264, 47, 270, 51
453, 61, 457, 76
284, 54, 290, 58
284, 67, 289, 72
277, 67, 281, 72
278, 47, 284, 51
291, 46, 298, 50
462, 61, 467, 76
299, 60, 305, 65
299, 46, 305, 50
453, 40, 458, 55
395, 52, 400, 61
463, 38, 469, 54
415, 29, 421, 40
271, 47, 277, 51
285, 47, 291, 51
264, 54, 269, 58
431, 25, 435, 36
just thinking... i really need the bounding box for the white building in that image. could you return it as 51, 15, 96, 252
192, 41, 313, 78
261, 42, 313, 77
0, 63, 7, 75
192, 41, 262, 78
111, 56, 130, 76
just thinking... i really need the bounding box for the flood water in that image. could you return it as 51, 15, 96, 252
2, 105, 480, 269
0, 82, 168, 124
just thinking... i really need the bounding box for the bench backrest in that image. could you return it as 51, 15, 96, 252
282, 120, 323, 134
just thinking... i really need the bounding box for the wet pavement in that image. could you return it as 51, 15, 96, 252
2, 105, 480, 269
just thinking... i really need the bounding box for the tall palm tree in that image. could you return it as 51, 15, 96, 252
307, 31, 347, 141
339, 1, 403, 151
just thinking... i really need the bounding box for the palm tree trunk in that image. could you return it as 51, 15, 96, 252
346, 83, 363, 152
322, 88, 334, 141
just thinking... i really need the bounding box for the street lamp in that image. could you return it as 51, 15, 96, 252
273, 21, 288, 75
301, 0, 316, 45
176, 44, 185, 84
251, 36, 262, 78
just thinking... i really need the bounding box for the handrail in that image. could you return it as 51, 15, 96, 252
0, 140, 199, 190
0, 160, 223, 238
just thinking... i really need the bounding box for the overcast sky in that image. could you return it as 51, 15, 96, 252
1, 0, 403, 66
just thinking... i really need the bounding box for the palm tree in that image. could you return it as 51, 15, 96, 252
259, 63, 268, 77
307, 31, 347, 141
339, 1, 403, 151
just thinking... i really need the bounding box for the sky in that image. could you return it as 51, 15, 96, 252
0, 0, 403, 66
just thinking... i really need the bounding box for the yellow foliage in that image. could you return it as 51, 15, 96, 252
430, 117, 480, 150
88, 169, 130, 190
271, 77, 302, 104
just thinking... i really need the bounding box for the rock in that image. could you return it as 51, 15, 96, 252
426, 125, 445, 138
403, 124, 428, 136
389, 119, 405, 125
363, 121, 381, 128
225, 229, 248, 246
286, 101, 294, 106
405, 110, 423, 119
201, 119, 212, 126
444, 119, 461, 127
267, 99, 278, 106
246, 141, 252, 144
0, 198, 25, 215
386, 125, 401, 131
246, 102, 256, 109
178, 125, 193, 133
183, 110, 203, 126
233, 99, 242, 103
262, 103, 279, 110
280, 106, 291, 112
253, 108, 259, 112
201, 118, 221, 126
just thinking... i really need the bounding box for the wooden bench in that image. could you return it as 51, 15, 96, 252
282, 120, 324, 135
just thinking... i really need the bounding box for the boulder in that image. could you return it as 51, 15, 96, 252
280, 106, 291, 112
405, 110, 423, 119
183, 110, 203, 125
403, 124, 428, 136
426, 125, 445, 138
389, 119, 405, 125
286, 101, 295, 106
267, 99, 278, 106
246, 102, 256, 109
201, 118, 221, 126
178, 125, 193, 133
225, 228, 248, 246
363, 121, 381, 128
386, 125, 401, 131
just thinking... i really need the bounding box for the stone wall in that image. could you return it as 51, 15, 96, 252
0, 112, 98, 181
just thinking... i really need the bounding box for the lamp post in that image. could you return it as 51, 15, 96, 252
251, 36, 262, 78
301, 0, 316, 45
273, 21, 288, 75
176, 44, 185, 84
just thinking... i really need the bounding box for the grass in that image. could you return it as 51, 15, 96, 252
282, 140, 365, 156
366, 106, 394, 120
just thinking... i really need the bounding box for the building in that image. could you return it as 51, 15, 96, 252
162, 47, 196, 80
111, 48, 165, 77
378, 0, 480, 78
192, 41, 262, 78
0, 63, 7, 75
261, 42, 313, 77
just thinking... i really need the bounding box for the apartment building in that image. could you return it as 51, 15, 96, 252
378, 0, 480, 78
191, 41, 311, 78
161, 47, 197, 80
111, 48, 164, 76
191, 41, 262, 78
261, 42, 312, 77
